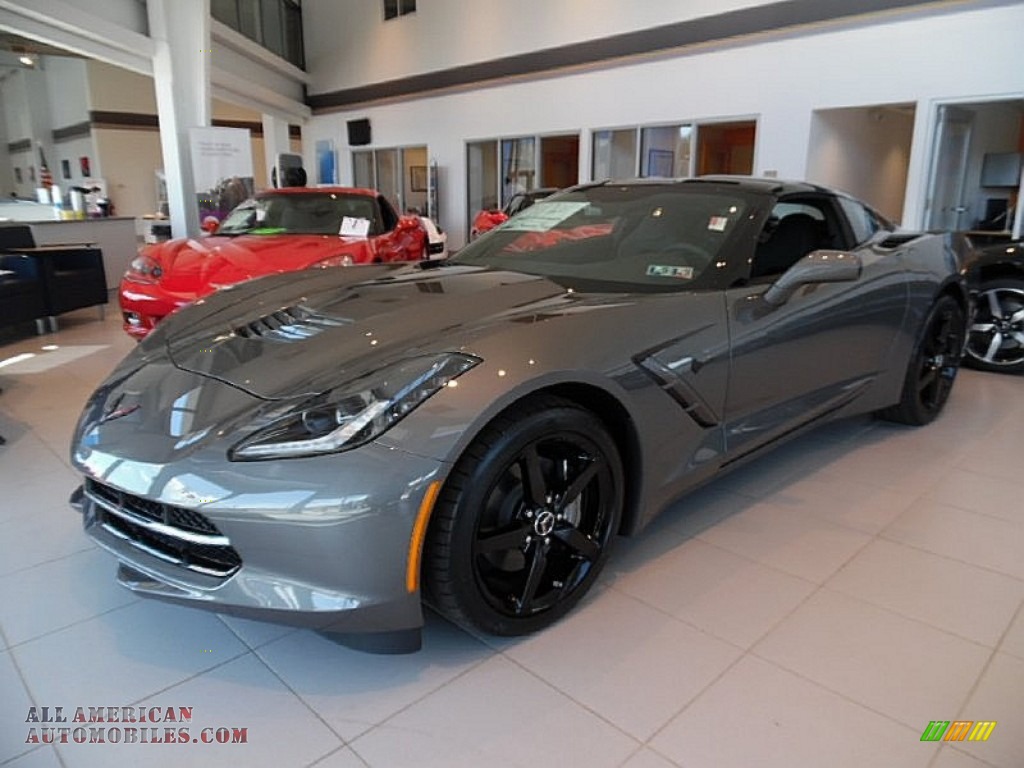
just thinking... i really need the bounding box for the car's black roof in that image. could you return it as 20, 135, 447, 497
581, 175, 836, 197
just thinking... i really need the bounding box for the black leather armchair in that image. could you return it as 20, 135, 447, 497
37, 246, 108, 319
0, 227, 49, 333
0, 224, 108, 333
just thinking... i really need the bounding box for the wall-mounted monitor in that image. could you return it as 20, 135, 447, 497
980, 152, 1023, 187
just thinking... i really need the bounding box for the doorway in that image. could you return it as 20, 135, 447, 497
807, 103, 916, 223
352, 145, 428, 214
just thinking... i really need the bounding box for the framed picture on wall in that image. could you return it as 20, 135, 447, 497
14, 167, 22, 183
61, 160, 71, 180
80, 157, 91, 177
410, 165, 427, 192
29, 166, 35, 183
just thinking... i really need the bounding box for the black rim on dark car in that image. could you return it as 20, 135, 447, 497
966, 285, 1024, 369
916, 299, 964, 415
471, 432, 617, 619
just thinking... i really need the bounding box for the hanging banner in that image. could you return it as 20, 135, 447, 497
189, 126, 254, 222
315, 139, 337, 185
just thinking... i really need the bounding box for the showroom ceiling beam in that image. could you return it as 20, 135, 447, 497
0, 0, 153, 76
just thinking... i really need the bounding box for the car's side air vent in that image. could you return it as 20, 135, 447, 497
233, 305, 350, 341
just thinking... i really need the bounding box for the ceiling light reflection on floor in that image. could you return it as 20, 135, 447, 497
0, 353, 36, 369
0, 345, 108, 373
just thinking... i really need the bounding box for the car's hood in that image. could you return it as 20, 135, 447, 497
161, 264, 628, 399
150, 234, 373, 293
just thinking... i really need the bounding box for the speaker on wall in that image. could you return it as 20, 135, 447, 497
347, 118, 371, 146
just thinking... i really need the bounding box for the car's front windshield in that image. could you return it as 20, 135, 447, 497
217, 193, 380, 236
454, 183, 753, 292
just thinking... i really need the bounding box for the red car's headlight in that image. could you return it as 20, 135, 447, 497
126, 254, 163, 282
312, 253, 355, 269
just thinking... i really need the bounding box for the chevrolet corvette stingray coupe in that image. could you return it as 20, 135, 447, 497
120, 187, 427, 340
72, 177, 969, 652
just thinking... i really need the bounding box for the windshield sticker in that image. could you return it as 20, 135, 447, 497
340, 217, 371, 237
708, 216, 729, 232
500, 202, 590, 232
646, 265, 694, 279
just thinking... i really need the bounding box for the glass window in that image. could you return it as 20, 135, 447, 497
211, 0, 240, 27
838, 197, 885, 245
260, 0, 284, 56
237, 0, 261, 41
640, 124, 692, 178
375, 149, 401, 211
283, 1, 305, 68
384, 0, 414, 19
696, 121, 756, 175
468, 140, 499, 218
501, 137, 536, 206
353, 151, 375, 189
592, 129, 637, 180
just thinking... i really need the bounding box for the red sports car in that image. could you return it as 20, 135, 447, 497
120, 187, 427, 339
470, 187, 558, 240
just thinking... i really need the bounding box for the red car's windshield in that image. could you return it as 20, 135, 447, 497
218, 193, 382, 236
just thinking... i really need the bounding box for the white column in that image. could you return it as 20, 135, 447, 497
262, 114, 292, 187
147, 0, 210, 238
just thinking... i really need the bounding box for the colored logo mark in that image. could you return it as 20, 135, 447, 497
920, 720, 996, 742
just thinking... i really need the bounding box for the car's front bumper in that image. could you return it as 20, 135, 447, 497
119, 280, 193, 339
70, 440, 448, 652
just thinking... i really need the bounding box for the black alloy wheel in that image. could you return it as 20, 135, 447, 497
425, 396, 623, 636
880, 294, 966, 425
964, 279, 1024, 373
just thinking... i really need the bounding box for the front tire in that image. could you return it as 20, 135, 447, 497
879, 294, 965, 425
963, 278, 1024, 373
424, 397, 623, 636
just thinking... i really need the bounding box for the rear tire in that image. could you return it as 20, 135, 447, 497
424, 396, 623, 636
879, 294, 965, 425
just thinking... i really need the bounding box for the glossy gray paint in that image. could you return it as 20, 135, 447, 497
70, 179, 968, 650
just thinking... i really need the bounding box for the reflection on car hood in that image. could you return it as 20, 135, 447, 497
162, 264, 629, 399
150, 234, 375, 293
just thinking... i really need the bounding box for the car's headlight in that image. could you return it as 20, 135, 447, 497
312, 253, 355, 268
229, 353, 480, 460
126, 253, 163, 282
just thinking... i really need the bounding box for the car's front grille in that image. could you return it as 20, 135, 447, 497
233, 305, 350, 342
84, 478, 241, 578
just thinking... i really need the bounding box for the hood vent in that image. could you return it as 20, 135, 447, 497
233, 305, 351, 342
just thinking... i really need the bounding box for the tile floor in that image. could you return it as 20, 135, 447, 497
0, 309, 1021, 768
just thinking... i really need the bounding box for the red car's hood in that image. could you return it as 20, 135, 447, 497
150, 235, 374, 295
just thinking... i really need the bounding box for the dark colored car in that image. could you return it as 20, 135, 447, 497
470, 187, 559, 239
963, 238, 1024, 373
120, 187, 427, 340
71, 177, 969, 652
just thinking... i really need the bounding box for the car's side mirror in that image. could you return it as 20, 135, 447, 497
763, 250, 862, 306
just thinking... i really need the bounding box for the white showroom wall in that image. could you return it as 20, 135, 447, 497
303, 0, 768, 94
303, 2, 1024, 245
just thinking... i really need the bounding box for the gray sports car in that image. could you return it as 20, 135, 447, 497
70, 177, 969, 652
